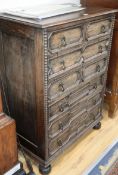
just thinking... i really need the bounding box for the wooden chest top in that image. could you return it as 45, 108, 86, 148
0, 7, 117, 28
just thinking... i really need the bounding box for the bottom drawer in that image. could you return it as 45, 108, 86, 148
49, 129, 70, 156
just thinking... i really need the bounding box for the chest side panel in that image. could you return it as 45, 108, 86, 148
0, 21, 46, 158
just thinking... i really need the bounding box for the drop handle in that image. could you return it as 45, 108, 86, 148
58, 83, 65, 92
59, 122, 63, 130
59, 104, 64, 112
101, 25, 107, 33
98, 45, 103, 53
60, 36, 67, 47
94, 84, 97, 89
60, 60, 66, 70
93, 99, 97, 105
96, 65, 101, 72
57, 139, 62, 147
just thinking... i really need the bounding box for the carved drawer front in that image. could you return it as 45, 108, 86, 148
69, 84, 89, 103
84, 57, 107, 80
48, 68, 82, 100
82, 40, 109, 62
87, 18, 112, 39
49, 112, 71, 138
49, 97, 70, 121
49, 129, 70, 156
71, 111, 88, 134
48, 26, 83, 52
48, 50, 82, 76
70, 74, 105, 103
70, 98, 87, 117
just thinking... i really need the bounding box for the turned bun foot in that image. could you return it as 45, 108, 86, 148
39, 165, 51, 175
93, 122, 101, 130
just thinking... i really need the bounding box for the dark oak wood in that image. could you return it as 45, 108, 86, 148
81, 0, 118, 117
0, 8, 116, 173
81, 0, 118, 18
106, 25, 118, 117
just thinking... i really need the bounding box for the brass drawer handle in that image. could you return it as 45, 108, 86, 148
81, 78, 84, 82
94, 84, 97, 89
101, 25, 107, 33
104, 58, 107, 65
60, 36, 67, 47
75, 56, 84, 64
57, 139, 62, 147
60, 60, 66, 70
98, 45, 103, 53
59, 102, 70, 112
66, 102, 70, 108
59, 104, 64, 112
58, 83, 65, 92
93, 99, 97, 105
59, 122, 63, 130
96, 65, 101, 72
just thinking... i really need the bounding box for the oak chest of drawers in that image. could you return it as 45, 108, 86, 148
0, 7, 116, 174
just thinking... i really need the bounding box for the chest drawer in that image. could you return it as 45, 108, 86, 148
48, 68, 82, 100
48, 25, 83, 53
84, 57, 107, 80
87, 18, 112, 40
48, 50, 82, 76
49, 112, 71, 138
49, 128, 70, 156
83, 39, 109, 62
49, 97, 70, 121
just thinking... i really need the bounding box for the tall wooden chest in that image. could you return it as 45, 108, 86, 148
0, 6, 116, 174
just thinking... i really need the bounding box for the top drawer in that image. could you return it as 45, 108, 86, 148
48, 25, 83, 53
87, 18, 112, 40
